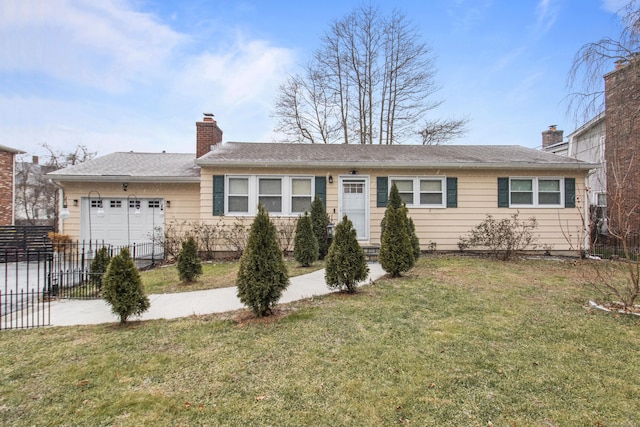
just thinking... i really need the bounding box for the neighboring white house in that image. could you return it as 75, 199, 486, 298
542, 115, 607, 209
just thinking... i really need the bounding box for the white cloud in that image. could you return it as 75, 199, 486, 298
535, 0, 560, 34
175, 37, 294, 106
0, 0, 186, 91
0, 0, 297, 155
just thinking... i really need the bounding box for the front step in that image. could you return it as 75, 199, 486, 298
361, 244, 380, 262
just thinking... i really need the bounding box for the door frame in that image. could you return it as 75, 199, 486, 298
338, 175, 370, 241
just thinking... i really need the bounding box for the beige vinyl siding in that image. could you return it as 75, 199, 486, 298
403, 170, 586, 251
57, 181, 200, 242
200, 166, 588, 253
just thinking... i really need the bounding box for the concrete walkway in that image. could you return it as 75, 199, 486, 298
49, 263, 386, 327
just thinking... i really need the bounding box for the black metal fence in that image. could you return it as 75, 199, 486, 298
1, 249, 53, 330
1, 241, 164, 330
590, 235, 640, 259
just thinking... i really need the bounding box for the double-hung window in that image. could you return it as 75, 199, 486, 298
389, 177, 446, 208
420, 179, 444, 205
225, 175, 316, 215
228, 177, 249, 214
258, 178, 282, 213
391, 179, 414, 205
291, 177, 312, 213
509, 177, 563, 207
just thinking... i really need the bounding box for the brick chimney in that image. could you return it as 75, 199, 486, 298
542, 125, 563, 148
196, 113, 223, 158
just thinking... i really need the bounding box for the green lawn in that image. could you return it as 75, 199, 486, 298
1, 256, 639, 426
141, 259, 324, 294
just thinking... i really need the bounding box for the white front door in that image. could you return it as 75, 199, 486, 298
340, 177, 369, 240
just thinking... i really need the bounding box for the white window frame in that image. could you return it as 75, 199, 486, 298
258, 176, 283, 214
227, 176, 251, 215
389, 176, 446, 208
509, 177, 564, 208
225, 175, 315, 216
595, 192, 607, 207
290, 176, 314, 214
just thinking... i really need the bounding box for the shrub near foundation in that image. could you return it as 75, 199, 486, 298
177, 236, 203, 283
325, 215, 369, 293
236, 204, 290, 317
294, 212, 319, 267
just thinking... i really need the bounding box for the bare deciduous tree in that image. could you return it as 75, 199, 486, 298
566, 1, 640, 121
274, 5, 467, 145
568, 0, 640, 309
15, 144, 97, 228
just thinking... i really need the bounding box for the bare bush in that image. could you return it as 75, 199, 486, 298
275, 217, 297, 257
191, 221, 221, 260
221, 219, 250, 258
586, 256, 640, 309
458, 213, 538, 261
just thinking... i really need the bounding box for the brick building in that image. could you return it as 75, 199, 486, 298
604, 58, 640, 239
0, 144, 26, 225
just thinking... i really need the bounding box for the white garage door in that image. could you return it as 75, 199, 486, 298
81, 197, 164, 247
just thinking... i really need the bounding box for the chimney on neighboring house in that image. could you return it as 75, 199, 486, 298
32, 155, 39, 165
541, 125, 563, 148
196, 113, 223, 158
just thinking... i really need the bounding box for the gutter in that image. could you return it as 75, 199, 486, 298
194, 160, 599, 171
47, 175, 200, 183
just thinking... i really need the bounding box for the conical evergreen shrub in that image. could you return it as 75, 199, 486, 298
310, 196, 331, 259
102, 247, 150, 324
379, 182, 416, 277
325, 215, 369, 293
236, 204, 290, 317
294, 212, 319, 267
89, 246, 111, 290
408, 217, 421, 260
177, 236, 203, 282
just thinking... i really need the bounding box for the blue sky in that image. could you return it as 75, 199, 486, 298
0, 0, 629, 158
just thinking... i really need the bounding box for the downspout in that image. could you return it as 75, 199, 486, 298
50, 179, 66, 234
11, 153, 16, 225
583, 174, 590, 254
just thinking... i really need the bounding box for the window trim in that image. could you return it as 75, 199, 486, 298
389, 176, 447, 208
258, 176, 284, 214
224, 175, 316, 216
226, 176, 251, 214
290, 176, 314, 214
509, 177, 564, 208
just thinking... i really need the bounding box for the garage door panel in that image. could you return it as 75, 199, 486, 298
81, 197, 164, 247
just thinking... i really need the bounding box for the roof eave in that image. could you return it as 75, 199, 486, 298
47, 175, 200, 183
196, 160, 598, 171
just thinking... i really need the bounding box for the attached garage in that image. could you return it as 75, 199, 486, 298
80, 197, 165, 247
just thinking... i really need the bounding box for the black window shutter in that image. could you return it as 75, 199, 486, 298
565, 178, 576, 208
213, 175, 224, 216
377, 177, 388, 207
315, 176, 327, 208
498, 177, 509, 208
446, 177, 458, 208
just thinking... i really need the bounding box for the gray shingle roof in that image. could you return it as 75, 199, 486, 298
195, 142, 597, 170
48, 143, 597, 184
47, 152, 199, 182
